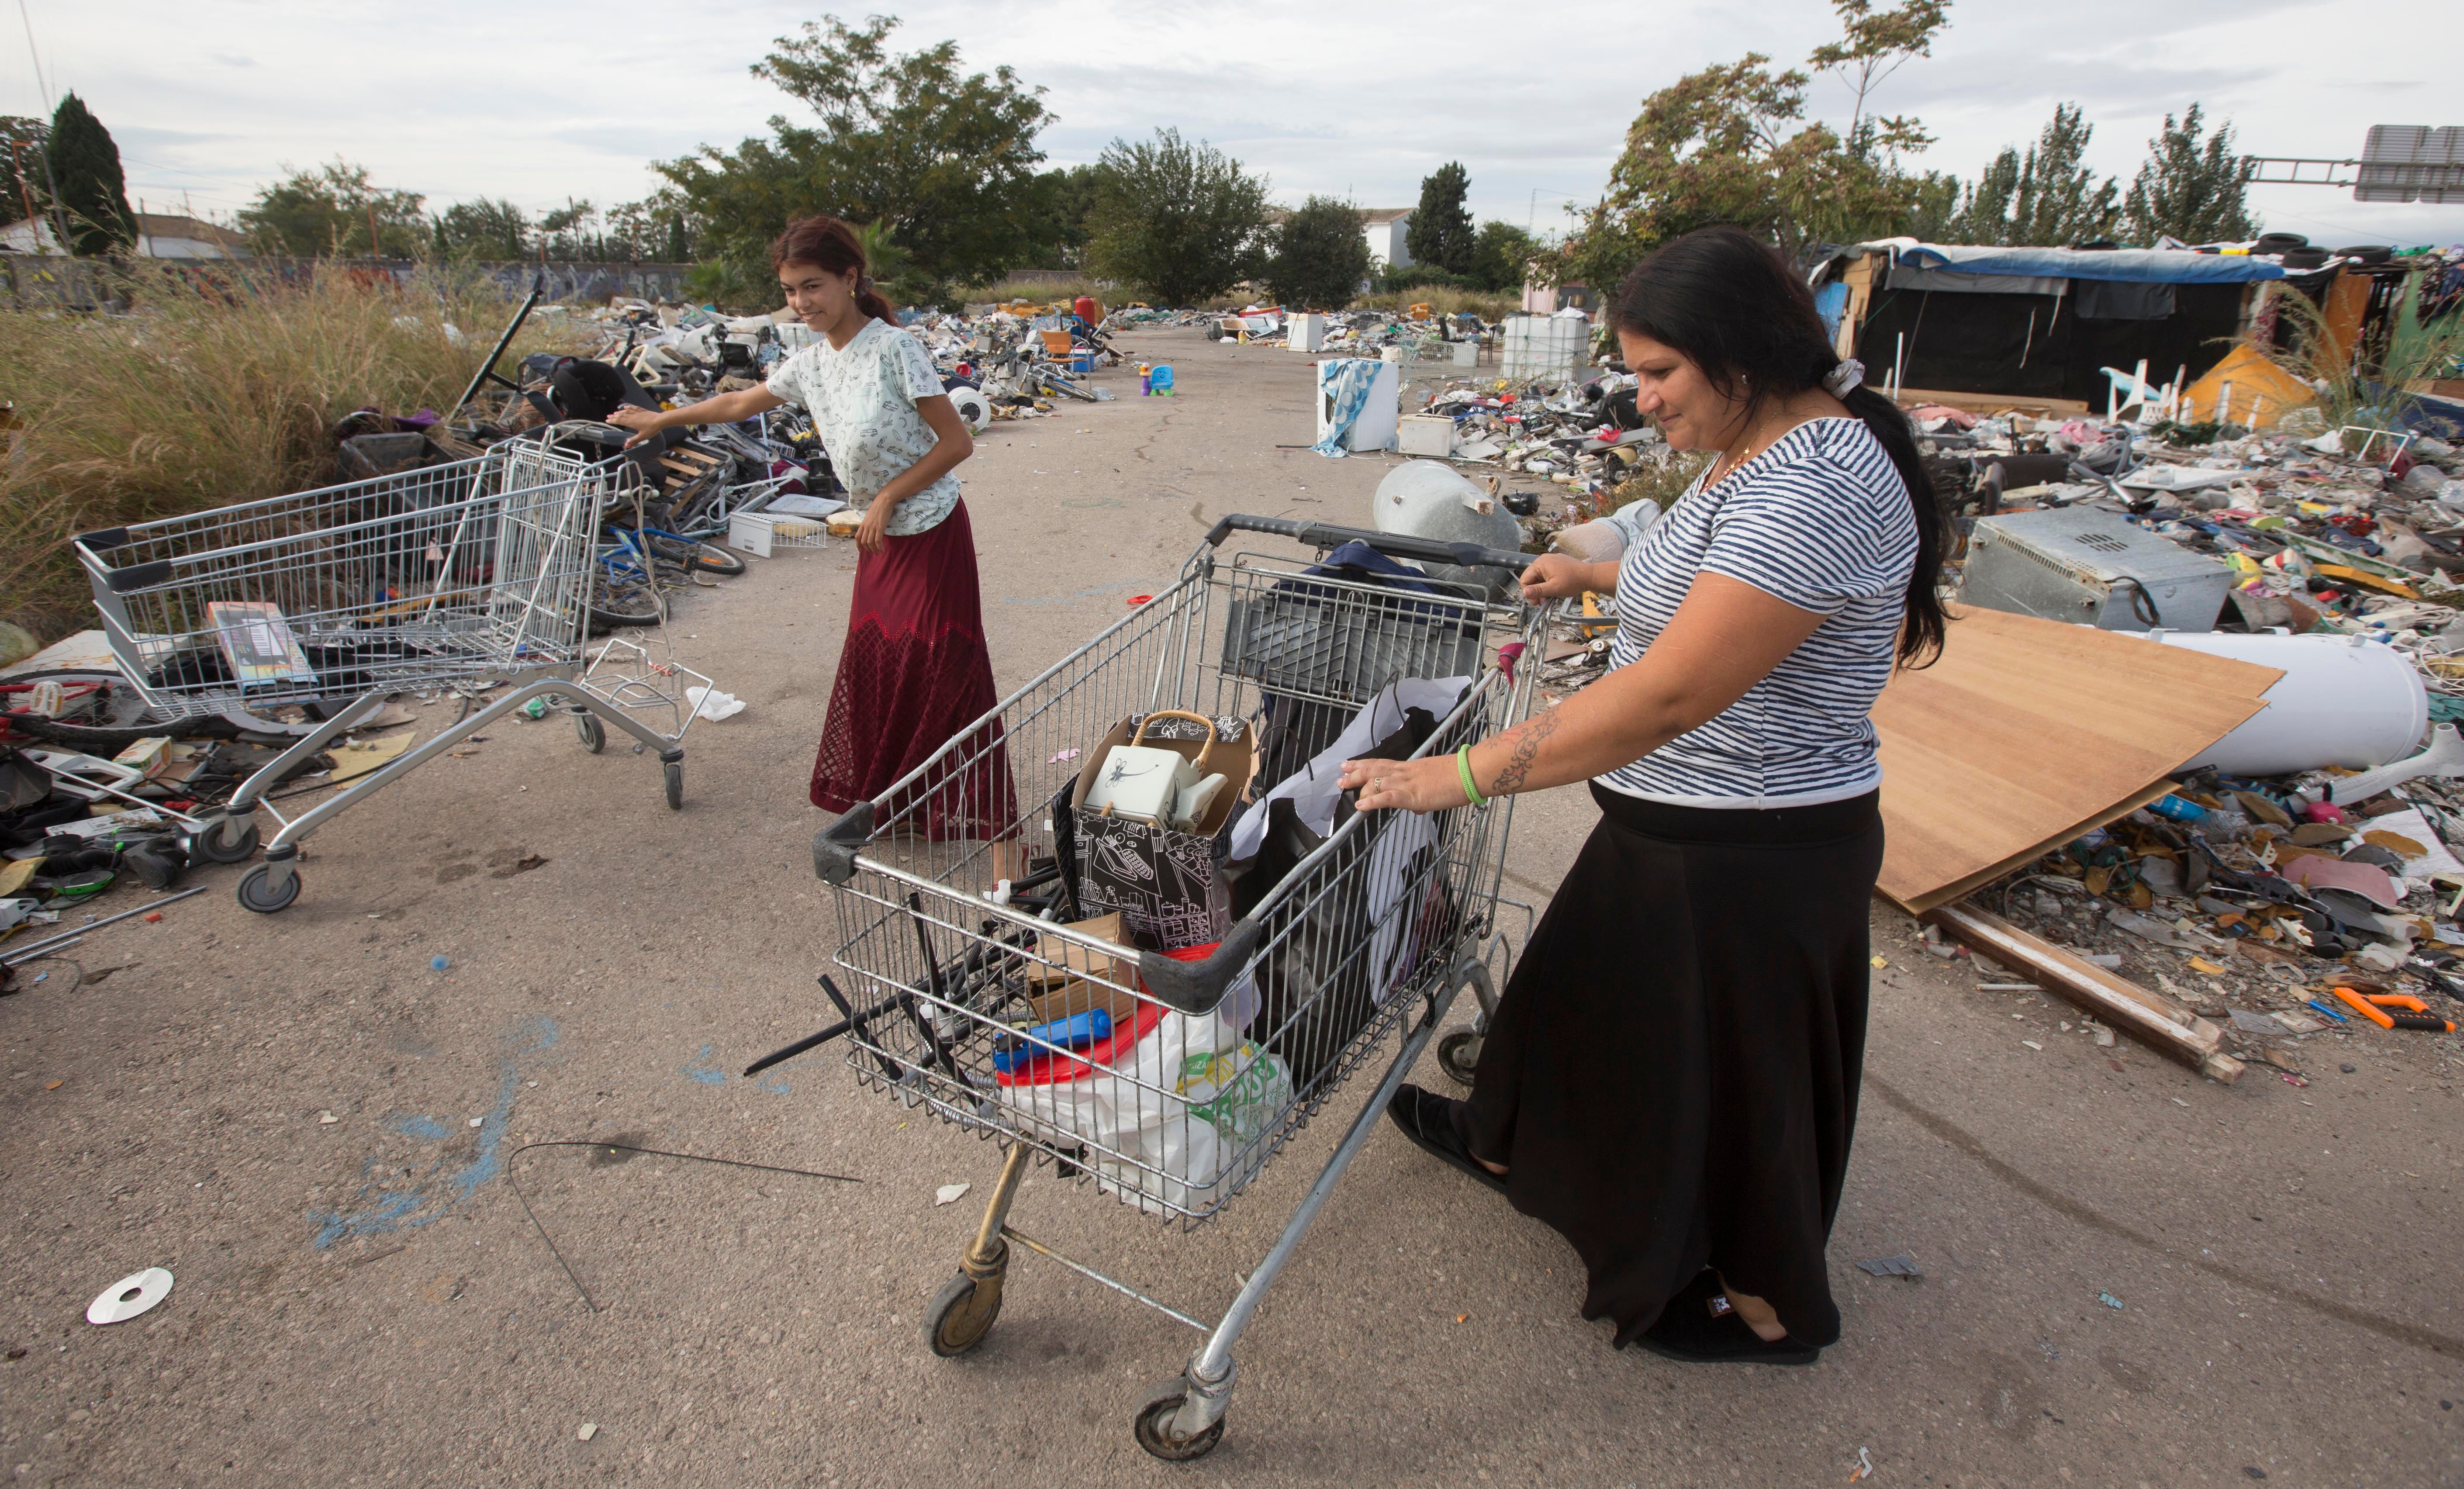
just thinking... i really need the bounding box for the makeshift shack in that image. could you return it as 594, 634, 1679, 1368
1812, 239, 2383, 416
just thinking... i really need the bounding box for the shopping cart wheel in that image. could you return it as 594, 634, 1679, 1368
663, 761, 684, 810
1437, 1029, 1483, 1087
574, 713, 605, 754
924, 1266, 1005, 1358
235, 864, 301, 914
1133, 1376, 1225, 1461
187, 814, 260, 865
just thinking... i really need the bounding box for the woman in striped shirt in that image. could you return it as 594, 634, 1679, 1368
1340, 226, 1948, 1364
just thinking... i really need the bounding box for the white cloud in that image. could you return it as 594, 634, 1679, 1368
6, 0, 2456, 245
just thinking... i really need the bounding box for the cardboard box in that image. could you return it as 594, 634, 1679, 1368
1069, 712, 1259, 952
1023, 912, 1139, 1025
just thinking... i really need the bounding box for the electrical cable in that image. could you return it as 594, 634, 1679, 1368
506, 1140, 861, 1312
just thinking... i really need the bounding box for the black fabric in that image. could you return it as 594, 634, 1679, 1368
2075, 279, 2176, 321
1225, 705, 1446, 1089
1462, 782, 1883, 1350
1854, 281, 2245, 407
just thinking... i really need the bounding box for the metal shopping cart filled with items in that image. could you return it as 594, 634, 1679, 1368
791, 513, 1543, 1460
71, 427, 712, 913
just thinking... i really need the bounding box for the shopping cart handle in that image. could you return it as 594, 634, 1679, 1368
1138, 918, 1267, 1016
1202, 513, 1532, 575
812, 802, 876, 885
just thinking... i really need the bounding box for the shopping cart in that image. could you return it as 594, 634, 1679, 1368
803, 514, 1541, 1460
70, 428, 705, 914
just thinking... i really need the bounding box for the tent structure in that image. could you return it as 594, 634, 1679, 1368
1815, 238, 2319, 414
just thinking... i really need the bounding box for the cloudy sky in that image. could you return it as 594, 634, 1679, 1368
11, 0, 2459, 249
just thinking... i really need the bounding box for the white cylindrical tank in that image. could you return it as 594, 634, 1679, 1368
2143, 630, 2429, 775
1372, 460, 1523, 552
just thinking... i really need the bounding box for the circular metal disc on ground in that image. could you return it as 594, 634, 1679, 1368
87, 1267, 173, 1325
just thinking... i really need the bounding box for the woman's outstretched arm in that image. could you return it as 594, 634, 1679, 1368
1337, 573, 1827, 812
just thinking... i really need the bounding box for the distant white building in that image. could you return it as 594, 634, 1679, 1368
0, 211, 251, 258
1360, 208, 1413, 270
134, 213, 251, 259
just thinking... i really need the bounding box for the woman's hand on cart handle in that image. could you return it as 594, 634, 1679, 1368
1338, 753, 1469, 815
1519, 553, 1615, 605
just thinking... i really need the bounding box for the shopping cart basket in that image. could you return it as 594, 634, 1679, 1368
798, 514, 1541, 1460
70, 428, 703, 914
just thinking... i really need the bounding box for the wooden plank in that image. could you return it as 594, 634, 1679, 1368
1925, 902, 2245, 1083
1891, 387, 2092, 417
1872, 606, 2281, 913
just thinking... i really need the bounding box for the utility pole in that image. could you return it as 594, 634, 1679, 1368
16, 0, 72, 255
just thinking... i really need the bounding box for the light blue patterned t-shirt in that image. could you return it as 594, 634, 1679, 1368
764, 318, 961, 536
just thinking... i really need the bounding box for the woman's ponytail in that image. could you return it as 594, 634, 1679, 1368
1610, 227, 1949, 667
1834, 376, 1946, 666
854, 275, 897, 324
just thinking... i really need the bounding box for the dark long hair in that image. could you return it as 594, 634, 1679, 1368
1610, 226, 1947, 666
770, 214, 896, 323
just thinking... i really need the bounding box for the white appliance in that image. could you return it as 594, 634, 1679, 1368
1316, 358, 1399, 453
1288, 313, 1325, 353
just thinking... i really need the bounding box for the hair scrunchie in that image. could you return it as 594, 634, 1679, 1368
1822, 359, 1865, 397
857, 275, 874, 293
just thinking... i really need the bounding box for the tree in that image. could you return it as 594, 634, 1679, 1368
1554, 55, 1932, 294
1017, 162, 1102, 269
0, 116, 43, 228
2122, 104, 2255, 246
239, 161, 427, 256
1467, 219, 1541, 293
45, 93, 134, 255
1550, 1, 1949, 291
1082, 128, 1268, 307
1265, 197, 1369, 309
435, 198, 529, 259
1406, 162, 1475, 274
1808, 0, 1951, 152
1946, 104, 2119, 245
657, 15, 1052, 307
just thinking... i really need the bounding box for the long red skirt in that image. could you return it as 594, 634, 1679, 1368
809, 499, 1019, 841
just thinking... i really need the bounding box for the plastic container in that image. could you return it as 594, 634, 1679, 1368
2143, 630, 2429, 774
1149, 364, 1175, 396
1070, 350, 1095, 375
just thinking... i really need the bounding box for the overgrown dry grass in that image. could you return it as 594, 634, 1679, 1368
1352, 285, 1524, 321
2259, 271, 2464, 436
0, 262, 580, 643
962, 275, 1116, 309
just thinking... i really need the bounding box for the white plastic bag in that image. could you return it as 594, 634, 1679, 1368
999, 1007, 1292, 1216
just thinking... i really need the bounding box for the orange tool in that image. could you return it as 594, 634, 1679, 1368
2331, 987, 2457, 1033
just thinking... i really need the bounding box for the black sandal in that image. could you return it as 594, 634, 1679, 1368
1629, 1270, 1822, 1366
1386, 1084, 1508, 1195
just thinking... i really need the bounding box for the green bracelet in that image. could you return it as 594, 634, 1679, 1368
1457, 744, 1489, 808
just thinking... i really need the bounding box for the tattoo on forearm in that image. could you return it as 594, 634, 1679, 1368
1488, 711, 1561, 796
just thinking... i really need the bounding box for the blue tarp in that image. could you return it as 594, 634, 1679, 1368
1861, 239, 2288, 285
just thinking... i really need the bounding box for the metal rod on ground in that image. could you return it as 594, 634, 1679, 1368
741, 1018, 852, 1077
1922, 900, 2245, 1083
1, 886, 206, 967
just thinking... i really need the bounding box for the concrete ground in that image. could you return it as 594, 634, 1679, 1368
4, 326, 2462, 1489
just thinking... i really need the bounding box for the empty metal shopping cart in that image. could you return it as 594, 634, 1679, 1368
71, 429, 707, 913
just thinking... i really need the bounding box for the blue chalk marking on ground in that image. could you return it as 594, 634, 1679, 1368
307, 1016, 559, 1248
757, 1077, 791, 1095
681, 1044, 727, 1085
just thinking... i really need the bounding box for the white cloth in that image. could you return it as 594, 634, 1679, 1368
763, 319, 960, 536
1228, 677, 1472, 859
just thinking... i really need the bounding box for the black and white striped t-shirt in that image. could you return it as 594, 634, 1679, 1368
1597, 417, 1917, 807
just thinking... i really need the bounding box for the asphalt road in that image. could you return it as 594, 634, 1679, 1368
4, 326, 2461, 1488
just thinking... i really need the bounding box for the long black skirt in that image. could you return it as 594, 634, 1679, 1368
1461, 782, 1884, 1349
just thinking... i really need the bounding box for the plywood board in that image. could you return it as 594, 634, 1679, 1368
1873, 606, 2282, 913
